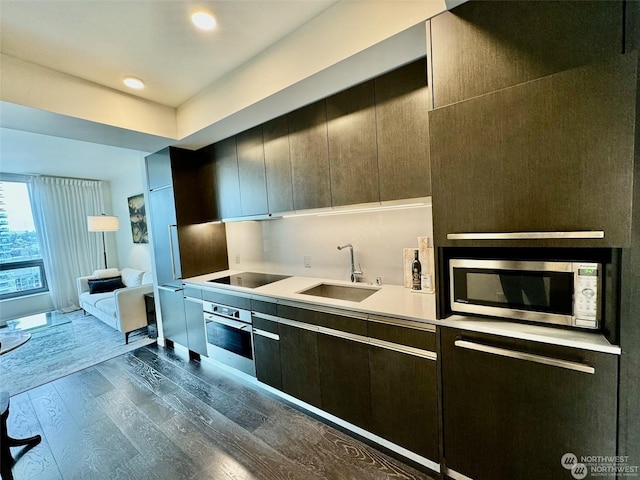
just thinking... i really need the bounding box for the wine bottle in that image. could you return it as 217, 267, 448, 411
411, 249, 422, 290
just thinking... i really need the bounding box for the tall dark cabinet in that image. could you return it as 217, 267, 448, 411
145, 147, 228, 351
429, 53, 638, 248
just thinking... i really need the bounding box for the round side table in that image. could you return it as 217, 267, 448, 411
0, 332, 42, 480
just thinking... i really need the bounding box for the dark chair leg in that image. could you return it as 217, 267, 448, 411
124, 332, 130, 345
1, 392, 41, 480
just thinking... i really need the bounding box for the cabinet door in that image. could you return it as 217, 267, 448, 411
430, 1, 624, 107
369, 344, 438, 460
430, 53, 637, 247
158, 286, 188, 347
147, 187, 180, 286
326, 81, 379, 206
171, 147, 217, 225
146, 148, 172, 190
278, 322, 321, 407
263, 115, 294, 213
317, 333, 371, 429
252, 315, 282, 390
184, 297, 206, 356
374, 58, 431, 201
288, 100, 331, 211
441, 328, 618, 480
212, 137, 242, 219
236, 125, 268, 216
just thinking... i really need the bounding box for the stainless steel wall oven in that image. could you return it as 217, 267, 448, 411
203, 300, 255, 376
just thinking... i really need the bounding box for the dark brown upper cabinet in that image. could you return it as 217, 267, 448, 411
429, 53, 638, 248
374, 58, 431, 200
429, 1, 624, 107
236, 125, 268, 216
145, 148, 228, 287
326, 81, 379, 206
263, 115, 294, 213
146, 146, 217, 226
146, 148, 173, 190
210, 137, 242, 219
288, 100, 332, 211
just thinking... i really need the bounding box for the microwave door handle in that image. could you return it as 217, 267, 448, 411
454, 340, 595, 374
447, 231, 605, 240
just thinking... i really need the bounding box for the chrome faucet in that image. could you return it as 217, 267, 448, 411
337, 243, 363, 283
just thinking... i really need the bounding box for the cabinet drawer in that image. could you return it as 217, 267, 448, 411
368, 316, 437, 352
252, 314, 279, 334
201, 289, 251, 310
251, 298, 277, 316
277, 303, 367, 335
183, 286, 202, 299
441, 327, 618, 480
449, 328, 613, 368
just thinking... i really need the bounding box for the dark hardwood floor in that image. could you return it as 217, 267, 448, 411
5, 345, 436, 480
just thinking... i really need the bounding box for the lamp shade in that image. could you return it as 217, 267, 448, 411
87, 215, 120, 232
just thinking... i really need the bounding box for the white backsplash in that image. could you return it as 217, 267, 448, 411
225, 205, 433, 286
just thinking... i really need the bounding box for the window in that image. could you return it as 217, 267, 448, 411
0, 181, 48, 299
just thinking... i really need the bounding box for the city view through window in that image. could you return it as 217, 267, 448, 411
0, 181, 48, 299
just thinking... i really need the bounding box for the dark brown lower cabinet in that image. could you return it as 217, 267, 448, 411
441, 327, 618, 480
278, 323, 322, 407
183, 297, 207, 356
317, 334, 371, 430
158, 286, 188, 347
368, 343, 439, 461
252, 315, 282, 390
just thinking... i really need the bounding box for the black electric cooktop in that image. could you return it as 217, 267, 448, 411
208, 272, 291, 289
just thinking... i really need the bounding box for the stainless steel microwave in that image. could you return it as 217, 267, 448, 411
450, 259, 601, 329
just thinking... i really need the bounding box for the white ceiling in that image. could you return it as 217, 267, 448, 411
0, 0, 338, 108
0, 127, 147, 182
0, 0, 455, 180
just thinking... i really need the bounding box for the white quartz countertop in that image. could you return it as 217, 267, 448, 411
185, 270, 437, 322
183, 270, 620, 355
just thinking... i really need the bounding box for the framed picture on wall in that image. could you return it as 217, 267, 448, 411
127, 193, 148, 244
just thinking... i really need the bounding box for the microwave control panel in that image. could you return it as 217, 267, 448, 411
573, 263, 600, 328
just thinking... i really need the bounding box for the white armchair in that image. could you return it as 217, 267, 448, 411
77, 268, 153, 343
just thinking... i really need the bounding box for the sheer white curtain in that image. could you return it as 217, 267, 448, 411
28, 176, 106, 311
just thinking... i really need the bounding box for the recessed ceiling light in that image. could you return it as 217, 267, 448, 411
123, 77, 145, 89
191, 11, 216, 31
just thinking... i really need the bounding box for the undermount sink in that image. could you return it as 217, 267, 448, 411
298, 283, 379, 302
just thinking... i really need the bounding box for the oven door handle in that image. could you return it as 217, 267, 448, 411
204, 314, 248, 331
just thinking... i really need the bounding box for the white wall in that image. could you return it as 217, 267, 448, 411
225, 205, 433, 286
0, 140, 151, 325
107, 155, 152, 273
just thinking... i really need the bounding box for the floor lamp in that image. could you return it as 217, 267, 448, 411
87, 214, 120, 269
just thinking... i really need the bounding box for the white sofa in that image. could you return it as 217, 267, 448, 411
77, 267, 153, 343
